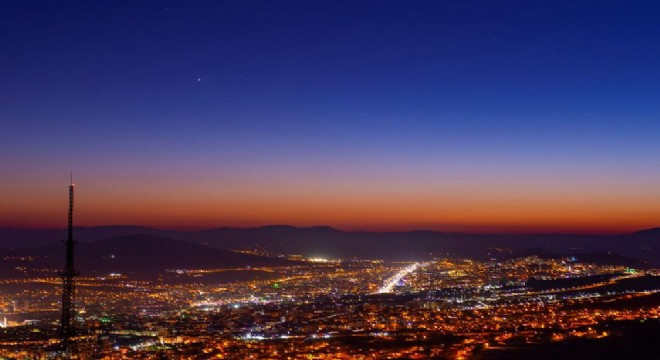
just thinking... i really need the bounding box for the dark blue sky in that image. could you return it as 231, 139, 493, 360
2, 1, 660, 232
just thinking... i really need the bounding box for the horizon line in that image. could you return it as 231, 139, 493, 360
0, 223, 654, 236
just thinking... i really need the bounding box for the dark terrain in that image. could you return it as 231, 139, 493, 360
0, 235, 298, 279
1, 225, 657, 264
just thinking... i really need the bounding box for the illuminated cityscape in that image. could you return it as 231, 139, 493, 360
2, 1, 660, 359
0, 213, 658, 358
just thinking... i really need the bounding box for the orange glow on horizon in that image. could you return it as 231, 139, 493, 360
2, 179, 659, 235
2, 170, 659, 234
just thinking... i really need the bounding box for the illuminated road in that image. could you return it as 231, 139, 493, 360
377, 262, 431, 294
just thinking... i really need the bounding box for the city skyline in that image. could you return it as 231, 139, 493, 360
2, 1, 660, 233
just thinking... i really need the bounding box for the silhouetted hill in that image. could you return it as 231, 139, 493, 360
0, 226, 187, 249
4, 235, 297, 278
502, 249, 649, 268
0, 228, 65, 249
186, 228, 657, 264
631, 227, 660, 237
573, 251, 649, 268
1, 225, 658, 264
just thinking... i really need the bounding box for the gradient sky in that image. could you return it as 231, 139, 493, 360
2, 1, 660, 233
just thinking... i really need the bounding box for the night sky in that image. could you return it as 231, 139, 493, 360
2, 1, 660, 233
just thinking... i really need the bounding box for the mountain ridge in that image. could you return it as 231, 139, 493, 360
1, 225, 657, 264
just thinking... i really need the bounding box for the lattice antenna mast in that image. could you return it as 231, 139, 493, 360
60, 174, 78, 348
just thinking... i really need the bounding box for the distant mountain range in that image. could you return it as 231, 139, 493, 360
0, 225, 657, 266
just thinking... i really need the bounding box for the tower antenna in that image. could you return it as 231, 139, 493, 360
60, 176, 78, 353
